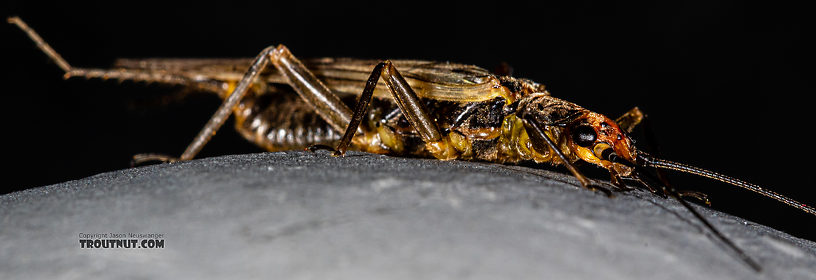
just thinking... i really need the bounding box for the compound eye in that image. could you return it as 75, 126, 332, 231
572, 125, 597, 147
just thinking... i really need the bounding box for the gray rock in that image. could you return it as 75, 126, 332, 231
1, 151, 815, 279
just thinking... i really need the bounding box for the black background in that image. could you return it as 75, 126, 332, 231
3, 1, 814, 240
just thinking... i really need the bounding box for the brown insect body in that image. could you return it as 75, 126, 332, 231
12, 16, 815, 271
71, 55, 645, 190
221, 60, 609, 171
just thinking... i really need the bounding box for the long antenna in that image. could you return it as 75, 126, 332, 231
638, 154, 816, 216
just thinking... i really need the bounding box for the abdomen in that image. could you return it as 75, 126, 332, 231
231, 87, 511, 161
233, 90, 342, 151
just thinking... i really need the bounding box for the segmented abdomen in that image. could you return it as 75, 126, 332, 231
233, 91, 341, 151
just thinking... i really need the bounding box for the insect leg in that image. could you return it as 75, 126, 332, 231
140, 42, 365, 164
621, 107, 712, 205
624, 107, 762, 270
616, 107, 671, 195
614, 106, 644, 133
138, 46, 283, 164
628, 167, 710, 205
322, 60, 456, 159
170, 46, 281, 162
161, 44, 363, 163
140, 44, 363, 163
8, 16, 240, 164
523, 118, 613, 197
267, 46, 357, 135
677, 190, 711, 206
634, 165, 762, 271
320, 62, 387, 156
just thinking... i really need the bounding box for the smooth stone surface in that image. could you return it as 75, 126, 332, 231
1, 151, 815, 279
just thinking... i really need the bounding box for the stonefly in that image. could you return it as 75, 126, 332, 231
10, 16, 813, 272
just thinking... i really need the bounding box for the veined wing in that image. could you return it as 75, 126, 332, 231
114, 57, 506, 102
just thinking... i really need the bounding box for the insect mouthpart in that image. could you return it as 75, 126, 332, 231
599, 145, 632, 166
565, 113, 638, 171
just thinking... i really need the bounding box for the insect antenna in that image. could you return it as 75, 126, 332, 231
637, 153, 816, 216
633, 166, 762, 271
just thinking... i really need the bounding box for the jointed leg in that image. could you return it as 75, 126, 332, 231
326, 62, 388, 156
615, 106, 644, 133
522, 118, 613, 197
9, 16, 255, 164
618, 107, 711, 205
632, 164, 759, 271
314, 60, 457, 160
677, 190, 711, 206
135, 45, 362, 164
130, 46, 278, 164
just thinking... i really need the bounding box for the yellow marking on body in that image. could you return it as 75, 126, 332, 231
575, 145, 601, 166
497, 115, 519, 161
516, 128, 552, 163
348, 131, 384, 155
449, 131, 473, 158
516, 127, 532, 159
497, 115, 532, 162
426, 137, 459, 160
496, 114, 569, 164
377, 123, 404, 154
491, 84, 516, 104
